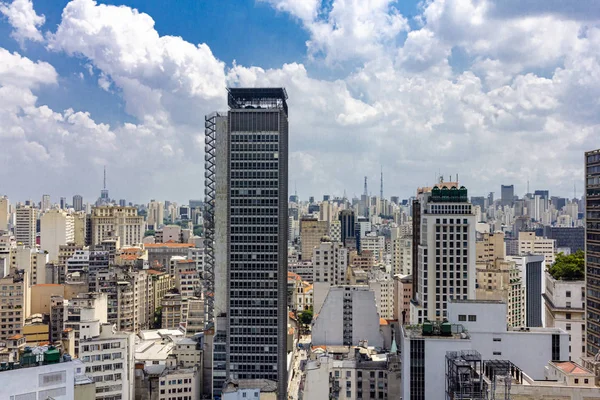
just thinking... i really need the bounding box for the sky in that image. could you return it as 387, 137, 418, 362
0, 0, 599, 205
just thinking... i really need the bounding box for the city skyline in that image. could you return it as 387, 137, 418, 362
0, 0, 597, 202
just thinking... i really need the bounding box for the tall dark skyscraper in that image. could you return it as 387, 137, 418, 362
339, 209, 355, 245
72, 194, 83, 212
205, 88, 288, 397
586, 148, 600, 356
500, 184, 514, 207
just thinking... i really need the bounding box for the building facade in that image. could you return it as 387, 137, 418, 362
90, 206, 144, 247
15, 205, 37, 247
586, 148, 600, 356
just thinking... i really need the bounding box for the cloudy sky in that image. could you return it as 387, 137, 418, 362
0, 0, 598, 205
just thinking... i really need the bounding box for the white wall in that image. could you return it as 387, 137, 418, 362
0, 360, 77, 399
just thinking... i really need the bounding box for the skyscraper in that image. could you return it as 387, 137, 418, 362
339, 209, 355, 245
41, 194, 51, 211
585, 148, 600, 356
15, 205, 37, 247
500, 184, 514, 207
205, 88, 288, 397
73, 194, 83, 212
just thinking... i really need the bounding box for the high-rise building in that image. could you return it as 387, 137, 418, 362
0, 270, 30, 340
339, 209, 355, 245
300, 217, 328, 261
508, 254, 545, 327
0, 196, 9, 231
41, 194, 51, 211
410, 184, 476, 324
500, 184, 514, 207
40, 209, 75, 263
586, 148, 600, 356
147, 200, 165, 230
90, 205, 144, 247
72, 195, 83, 212
518, 231, 556, 265
205, 88, 288, 397
15, 205, 37, 247
59, 197, 67, 210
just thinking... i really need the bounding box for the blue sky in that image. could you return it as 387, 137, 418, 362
0, 0, 597, 204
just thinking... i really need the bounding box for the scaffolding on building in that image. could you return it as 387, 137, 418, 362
445, 350, 488, 400
484, 360, 521, 400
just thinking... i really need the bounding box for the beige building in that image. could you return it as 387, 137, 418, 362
0, 196, 9, 231
476, 258, 524, 327
91, 205, 145, 247
300, 218, 329, 261
12, 245, 48, 285
476, 232, 506, 263
15, 205, 37, 247
394, 274, 412, 324
147, 269, 176, 315
147, 200, 165, 230
72, 211, 88, 246
40, 209, 75, 263
391, 228, 412, 276
0, 270, 30, 340
518, 231, 556, 264
22, 314, 49, 345
30, 283, 65, 314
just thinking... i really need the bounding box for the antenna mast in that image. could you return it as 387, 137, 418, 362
380, 166, 384, 200
103, 166, 106, 190
364, 176, 368, 197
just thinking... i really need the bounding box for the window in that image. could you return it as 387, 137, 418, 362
468, 315, 477, 322
566, 313, 572, 320
458, 315, 466, 321
575, 379, 579, 384
493, 338, 501, 342
566, 324, 571, 331
585, 379, 589, 384
493, 352, 502, 356
566, 291, 571, 298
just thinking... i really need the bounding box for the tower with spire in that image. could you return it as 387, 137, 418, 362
97, 166, 111, 206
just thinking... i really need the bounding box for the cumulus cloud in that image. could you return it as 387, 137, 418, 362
0, 0, 599, 201
0, 0, 45, 44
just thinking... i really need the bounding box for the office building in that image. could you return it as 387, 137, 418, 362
501, 185, 514, 207
205, 88, 288, 396
518, 231, 556, 264
300, 217, 328, 261
391, 227, 412, 276
543, 226, 585, 254
90, 205, 145, 247
410, 184, 476, 324
73, 195, 84, 212
312, 239, 349, 313
508, 254, 545, 327
148, 200, 165, 230
586, 148, 600, 356
339, 210, 355, 245
15, 205, 37, 246
41, 194, 51, 211
40, 209, 75, 263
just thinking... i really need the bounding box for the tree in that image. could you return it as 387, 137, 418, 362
152, 307, 162, 329
144, 229, 155, 237
299, 309, 313, 327
547, 250, 584, 281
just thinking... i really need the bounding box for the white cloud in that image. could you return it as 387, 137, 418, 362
0, 0, 45, 44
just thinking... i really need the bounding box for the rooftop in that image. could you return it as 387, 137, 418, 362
222, 378, 278, 393
553, 361, 594, 375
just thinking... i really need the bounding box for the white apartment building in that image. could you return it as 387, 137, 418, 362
80, 323, 134, 400
410, 185, 477, 324
328, 220, 342, 242
158, 366, 201, 400
176, 269, 201, 298
312, 286, 383, 348
519, 231, 556, 265
368, 270, 394, 320
66, 250, 91, 275
63, 292, 108, 356
0, 196, 9, 231
15, 205, 37, 247
360, 233, 385, 261
91, 206, 144, 248
13, 245, 48, 285
312, 240, 348, 313
390, 227, 411, 275
40, 209, 75, 263
544, 270, 586, 363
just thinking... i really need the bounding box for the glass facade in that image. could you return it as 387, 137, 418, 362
586, 149, 600, 355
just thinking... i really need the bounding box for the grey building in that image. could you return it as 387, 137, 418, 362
73, 194, 83, 212
542, 226, 584, 254
500, 185, 514, 207
586, 148, 600, 356
339, 209, 355, 245
205, 88, 289, 398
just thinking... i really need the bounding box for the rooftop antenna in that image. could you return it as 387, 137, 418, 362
364, 176, 368, 197
380, 166, 384, 200
103, 166, 106, 190
294, 181, 297, 197
527, 179, 529, 194
574, 182, 576, 199
456, 173, 459, 184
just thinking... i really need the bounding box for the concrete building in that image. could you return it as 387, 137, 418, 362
585, 147, 600, 357
147, 200, 165, 230
519, 231, 556, 265
509, 254, 545, 327
222, 379, 278, 400
360, 233, 385, 261
328, 220, 341, 242
79, 323, 135, 400
368, 270, 394, 320
339, 210, 355, 245
72, 211, 88, 247
476, 231, 505, 263
40, 209, 75, 263
73, 194, 84, 212
13, 245, 49, 285
31, 283, 65, 314
394, 274, 412, 324
390, 228, 411, 276
145, 243, 194, 270
501, 184, 514, 207
91, 206, 145, 248
476, 258, 524, 327
303, 347, 401, 400
15, 205, 37, 246
312, 239, 348, 286
410, 184, 477, 324
544, 270, 585, 363
0, 270, 30, 340
312, 286, 383, 348
63, 292, 108, 356
0, 354, 94, 400
0, 196, 9, 231
300, 218, 329, 261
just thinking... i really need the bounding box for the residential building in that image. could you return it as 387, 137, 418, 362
0, 196, 9, 231
508, 254, 545, 327
390, 228, 411, 275
410, 184, 476, 324
79, 323, 135, 400
312, 239, 348, 313
394, 274, 412, 324
63, 292, 108, 356
73, 195, 84, 212
158, 365, 201, 400
15, 205, 37, 247
368, 270, 394, 320
145, 243, 194, 270
300, 218, 329, 261
90, 206, 145, 247
0, 270, 30, 340
328, 220, 341, 242
147, 200, 165, 230
222, 379, 278, 400
360, 233, 385, 261
40, 209, 75, 263
73, 211, 88, 247
476, 231, 505, 263
518, 231, 556, 265
544, 270, 586, 363
312, 286, 383, 348
205, 88, 289, 396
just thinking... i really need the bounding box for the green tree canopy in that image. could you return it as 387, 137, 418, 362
547, 250, 584, 281
299, 309, 313, 326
